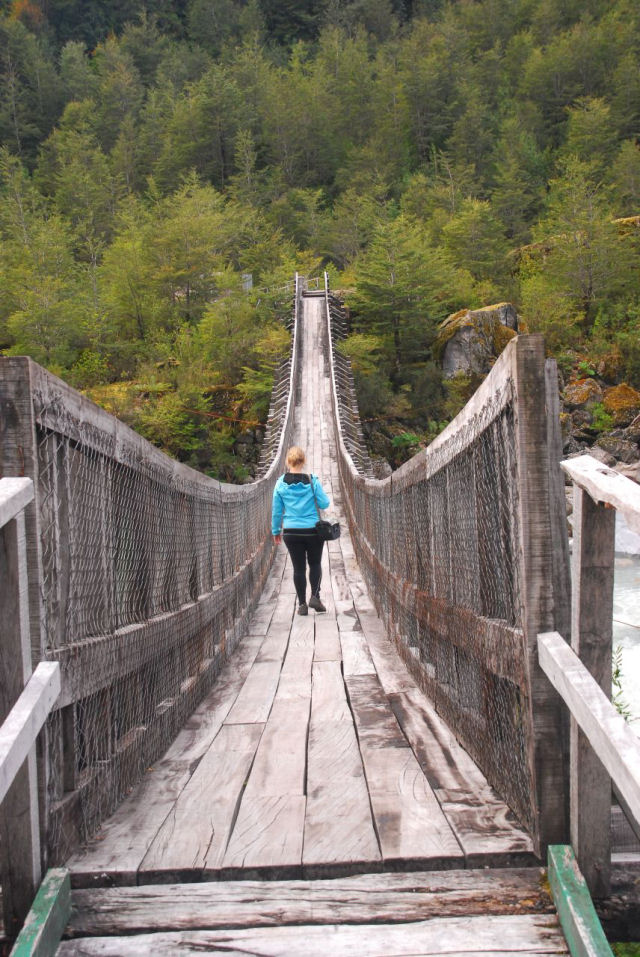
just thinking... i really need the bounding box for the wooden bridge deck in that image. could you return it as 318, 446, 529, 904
60, 297, 571, 953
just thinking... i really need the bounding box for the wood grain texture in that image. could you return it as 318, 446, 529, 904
57, 914, 568, 955
363, 747, 463, 865
141, 724, 264, 879
570, 487, 615, 896
313, 618, 342, 662
220, 794, 306, 876
67, 868, 554, 936
224, 661, 282, 725
304, 719, 380, 870
242, 699, 310, 799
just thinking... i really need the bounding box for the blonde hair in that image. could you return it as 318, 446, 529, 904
286, 446, 306, 469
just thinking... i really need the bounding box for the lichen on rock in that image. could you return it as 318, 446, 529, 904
435, 302, 521, 378
602, 383, 640, 426
562, 378, 603, 409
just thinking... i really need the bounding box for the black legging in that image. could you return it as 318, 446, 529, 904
283, 530, 324, 605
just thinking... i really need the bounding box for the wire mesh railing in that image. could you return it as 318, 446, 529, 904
0, 277, 303, 866
323, 273, 571, 855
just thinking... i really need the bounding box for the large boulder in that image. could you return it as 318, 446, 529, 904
435, 303, 520, 378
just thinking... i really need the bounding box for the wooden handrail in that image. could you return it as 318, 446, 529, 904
543, 452, 640, 896
561, 453, 640, 532
0, 478, 34, 530
538, 632, 640, 835
0, 662, 61, 805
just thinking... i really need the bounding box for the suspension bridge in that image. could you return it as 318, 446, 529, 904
1, 275, 639, 955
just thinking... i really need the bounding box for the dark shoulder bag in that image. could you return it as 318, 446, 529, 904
309, 475, 340, 541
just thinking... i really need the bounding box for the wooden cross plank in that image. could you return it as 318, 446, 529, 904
67, 868, 556, 936
57, 913, 568, 955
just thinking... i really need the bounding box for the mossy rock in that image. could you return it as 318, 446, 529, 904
563, 378, 603, 409
435, 303, 522, 376
603, 383, 640, 426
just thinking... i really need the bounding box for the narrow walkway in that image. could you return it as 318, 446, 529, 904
68, 297, 533, 887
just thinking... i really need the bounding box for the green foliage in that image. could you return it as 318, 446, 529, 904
612, 645, 632, 722
612, 944, 640, 956
590, 402, 614, 432
3, 0, 640, 476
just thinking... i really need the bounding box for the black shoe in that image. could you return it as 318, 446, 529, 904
309, 595, 326, 612
297, 603, 308, 616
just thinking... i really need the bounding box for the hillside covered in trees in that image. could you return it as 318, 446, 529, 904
1, 0, 640, 475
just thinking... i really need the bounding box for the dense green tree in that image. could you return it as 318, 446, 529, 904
0, 16, 60, 160
348, 215, 470, 380
520, 158, 638, 346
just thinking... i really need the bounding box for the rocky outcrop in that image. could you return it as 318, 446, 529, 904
435, 303, 521, 378
560, 372, 640, 485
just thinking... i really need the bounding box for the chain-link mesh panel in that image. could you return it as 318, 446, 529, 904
24, 283, 302, 864
325, 279, 537, 835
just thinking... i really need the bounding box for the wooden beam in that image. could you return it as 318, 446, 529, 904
547, 845, 613, 957
561, 454, 640, 535
514, 336, 568, 855
538, 632, 640, 835
570, 488, 614, 896
0, 479, 34, 531
9, 869, 70, 957
0, 662, 61, 805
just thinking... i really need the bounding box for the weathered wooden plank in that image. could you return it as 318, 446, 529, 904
345, 674, 409, 751
362, 747, 463, 865
221, 794, 306, 877
141, 724, 264, 879
68, 639, 264, 885
434, 789, 535, 864
309, 662, 350, 722
224, 661, 282, 725
570, 487, 615, 896
67, 868, 555, 936
68, 759, 195, 886
547, 845, 613, 957
389, 688, 488, 791
162, 635, 263, 764
312, 618, 342, 662
359, 618, 414, 694
340, 631, 376, 677
538, 632, 640, 845
303, 719, 380, 872
242, 699, 310, 799
10, 868, 70, 957
57, 914, 568, 955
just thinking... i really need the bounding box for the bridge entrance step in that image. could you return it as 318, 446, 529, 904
58, 867, 567, 955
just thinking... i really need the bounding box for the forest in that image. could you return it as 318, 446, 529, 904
1, 0, 640, 477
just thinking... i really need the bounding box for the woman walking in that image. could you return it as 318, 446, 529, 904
272, 446, 331, 616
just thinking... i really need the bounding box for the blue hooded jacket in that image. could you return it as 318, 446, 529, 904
271, 473, 330, 535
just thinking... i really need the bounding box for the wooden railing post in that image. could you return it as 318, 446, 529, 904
0, 478, 41, 937
514, 336, 570, 855
568, 482, 615, 896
